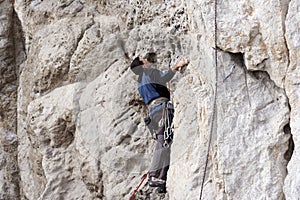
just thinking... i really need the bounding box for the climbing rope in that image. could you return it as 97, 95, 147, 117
199, 0, 218, 199
129, 172, 149, 200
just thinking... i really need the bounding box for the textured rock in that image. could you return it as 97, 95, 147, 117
169, 52, 290, 200
26, 83, 94, 200
0, 0, 24, 199
168, 1, 293, 199
215, 0, 290, 88
0, 0, 298, 199
284, 0, 300, 199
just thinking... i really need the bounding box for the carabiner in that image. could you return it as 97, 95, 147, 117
163, 141, 169, 148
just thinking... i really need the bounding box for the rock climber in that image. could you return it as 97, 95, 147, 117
130, 53, 189, 193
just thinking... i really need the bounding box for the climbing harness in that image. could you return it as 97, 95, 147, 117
199, 0, 218, 199
129, 172, 149, 200
146, 81, 175, 147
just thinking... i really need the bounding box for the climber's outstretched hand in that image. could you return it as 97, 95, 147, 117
172, 58, 190, 72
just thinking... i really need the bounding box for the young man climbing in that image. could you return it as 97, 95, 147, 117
130, 53, 189, 193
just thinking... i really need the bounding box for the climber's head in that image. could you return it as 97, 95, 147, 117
130, 53, 157, 75
144, 52, 157, 63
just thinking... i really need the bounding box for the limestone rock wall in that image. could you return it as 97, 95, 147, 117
0, 0, 25, 199
0, 0, 298, 199
284, 0, 300, 199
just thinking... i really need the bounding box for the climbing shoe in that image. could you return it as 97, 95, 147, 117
148, 176, 166, 187
157, 184, 167, 193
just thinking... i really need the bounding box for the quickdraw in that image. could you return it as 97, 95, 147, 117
158, 101, 174, 148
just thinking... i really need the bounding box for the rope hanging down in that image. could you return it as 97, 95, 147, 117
199, 0, 218, 199
129, 172, 148, 200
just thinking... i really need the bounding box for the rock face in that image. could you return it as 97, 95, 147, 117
0, 0, 298, 199
0, 0, 25, 199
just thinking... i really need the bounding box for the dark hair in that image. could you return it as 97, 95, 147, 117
144, 52, 157, 63
130, 57, 143, 75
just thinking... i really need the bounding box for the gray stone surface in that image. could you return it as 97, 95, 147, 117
284, 0, 300, 199
0, 0, 298, 199
0, 0, 24, 199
